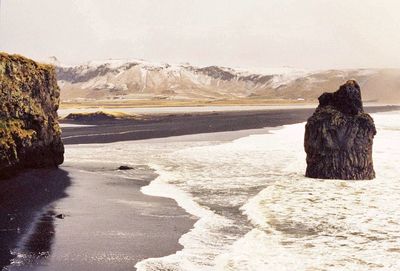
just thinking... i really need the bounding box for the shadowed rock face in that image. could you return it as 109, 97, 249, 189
304, 80, 376, 180
0, 53, 64, 179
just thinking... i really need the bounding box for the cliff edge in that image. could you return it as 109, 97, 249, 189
304, 80, 376, 180
0, 53, 64, 179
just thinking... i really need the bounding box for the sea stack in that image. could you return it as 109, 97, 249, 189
0, 53, 64, 179
304, 80, 376, 180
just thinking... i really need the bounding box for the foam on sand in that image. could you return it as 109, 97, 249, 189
65, 111, 400, 271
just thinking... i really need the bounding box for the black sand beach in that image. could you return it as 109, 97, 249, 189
0, 169, 71, 269
61, 106, 399, 145
1, 105, 399, 270
1, 164, 195, 271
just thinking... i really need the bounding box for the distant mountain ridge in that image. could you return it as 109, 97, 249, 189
56, 59, 400, 103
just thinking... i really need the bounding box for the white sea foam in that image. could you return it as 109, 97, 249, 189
59, 123, 95, 128
65, 111, 400, 271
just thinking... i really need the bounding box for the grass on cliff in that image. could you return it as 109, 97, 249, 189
0, 52, 60, 119
0, 118, 36, 161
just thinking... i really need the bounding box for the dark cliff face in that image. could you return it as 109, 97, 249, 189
0, 53, 64, 179
304, 80, 376, 180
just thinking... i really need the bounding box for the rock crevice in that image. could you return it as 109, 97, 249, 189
0, 53, 64, 179
304, 80, 376, 180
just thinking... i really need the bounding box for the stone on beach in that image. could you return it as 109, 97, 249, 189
304, 80, 376, 180
118, 165, 134, 170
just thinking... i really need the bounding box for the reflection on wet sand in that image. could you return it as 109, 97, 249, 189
0, 169, 71, 269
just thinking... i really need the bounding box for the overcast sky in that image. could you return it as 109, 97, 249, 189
1, 0, 400, 69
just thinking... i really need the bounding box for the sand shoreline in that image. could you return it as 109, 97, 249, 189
1, 163, 196, 271
1, 105, 399, 270
60, 105, 400, 145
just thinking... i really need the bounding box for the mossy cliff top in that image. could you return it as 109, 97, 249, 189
0, 53, 64, 179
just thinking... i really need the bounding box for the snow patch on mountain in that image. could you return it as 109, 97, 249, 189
55, 58, 399, 103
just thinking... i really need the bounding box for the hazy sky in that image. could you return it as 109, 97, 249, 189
1, 0, 400, 69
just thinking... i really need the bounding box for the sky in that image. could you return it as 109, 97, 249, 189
1, 0, 400, 69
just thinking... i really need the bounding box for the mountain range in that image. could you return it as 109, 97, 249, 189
56, 59, 400, 103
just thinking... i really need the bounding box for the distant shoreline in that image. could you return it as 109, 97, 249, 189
58, 103, 318, 118
60, 105, 400, 145
59, 99, 312, 110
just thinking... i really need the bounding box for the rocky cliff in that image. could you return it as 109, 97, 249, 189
0, 53, 64, 179
304, 80, 376, 180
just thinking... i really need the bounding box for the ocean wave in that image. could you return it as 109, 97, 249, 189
66, 111, 400, 270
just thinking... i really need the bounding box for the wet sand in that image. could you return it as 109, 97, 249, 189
0, 169, 71, 269
2, 164, 195, 271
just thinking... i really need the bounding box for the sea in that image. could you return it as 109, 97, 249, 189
66, 110, 400, 271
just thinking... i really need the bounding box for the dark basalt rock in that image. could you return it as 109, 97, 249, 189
0, 53, 64, 179
118, 165, 134, 170
55, 214, 65, 219
304, 80, 376, 180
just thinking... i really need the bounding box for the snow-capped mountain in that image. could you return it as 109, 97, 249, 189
56, 59, 400, 103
